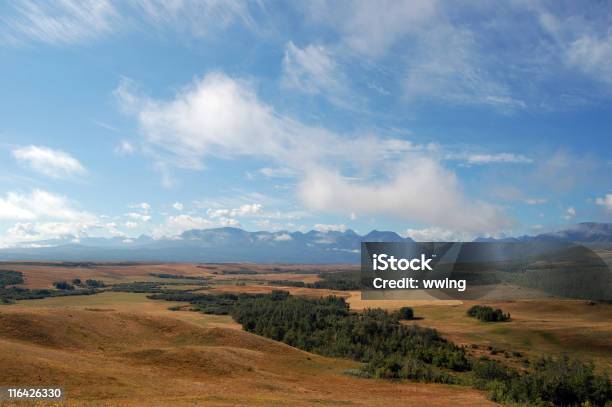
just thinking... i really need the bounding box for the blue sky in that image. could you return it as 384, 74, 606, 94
0, 0, 611, 246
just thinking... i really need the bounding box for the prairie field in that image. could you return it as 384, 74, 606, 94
1, 262, 611, 406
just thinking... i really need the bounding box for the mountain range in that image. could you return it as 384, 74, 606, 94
0, 223, 610, 263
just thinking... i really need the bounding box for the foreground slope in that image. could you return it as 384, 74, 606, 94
0, 304, 493, 406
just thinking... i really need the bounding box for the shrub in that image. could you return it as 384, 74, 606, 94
476, 356, 611, 406
85, 279, 106, 288
53, 281, 74, 290
396, 307, 414, 320
467, 305, 510, 322
0, 270, 24, 287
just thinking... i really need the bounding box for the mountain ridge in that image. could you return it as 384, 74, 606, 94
0, 223, 609, 263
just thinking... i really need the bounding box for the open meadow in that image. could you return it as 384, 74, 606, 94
1, 262, 611, 406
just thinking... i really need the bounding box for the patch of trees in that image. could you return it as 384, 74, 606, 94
231, 292, 469, 381
269, 271, 361, 291
111, 282, 167, 293
111, 280, 209, 293
467, 305, 510, 322
148, 273, 209, 280
472, 357, 611, 406
0, 270, 24, 287
144, 290, 611, 405
85, 279, 106, 288
53, 281, 74, 290
0, 287, 98, 304
148, 292, 253, 315
70, 278, 106, 288
221, 269, 258, 275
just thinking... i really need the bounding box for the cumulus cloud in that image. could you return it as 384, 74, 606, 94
313, 223, 348, 233
172, 202, 184, 211
259, 167, 296, 178
0, 189, 90, 221
299, 162, 509, 234
116, 72, 511, 234
207, 203, 263, 219
12, 145, 86, 179
126, 212, 151, 222
563, 206, 576, 220
152, 214, 239, 238
131, 202, 151, 211
595, 194, 612, 210
0, 189, 103, 247
404, 227, 474, 242
115, 140, 135, 155
274, 233, 293, 241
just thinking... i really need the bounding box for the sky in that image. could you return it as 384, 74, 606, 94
0, 0, 611, 247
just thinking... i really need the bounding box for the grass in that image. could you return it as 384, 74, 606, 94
2, 262, 611, 405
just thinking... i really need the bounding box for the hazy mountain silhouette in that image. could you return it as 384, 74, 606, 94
0, 223, 609, 263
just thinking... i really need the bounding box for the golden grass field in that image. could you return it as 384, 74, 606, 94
1, 262, 611, 406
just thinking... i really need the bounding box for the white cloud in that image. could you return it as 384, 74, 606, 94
0, 189, 104, 247
282, 42, 352, 107
2, 0, 257, 46
0, 189, 90, 221
12, 145, 86, 179
259, 167, 296, 179
2, 0, 119, 45
563, 206, 576, 220
116, 72, 511, 234
131, 202, 151, 211
126, 212, 151, 222
274, 233, 293, 241
402, 26, 525, 110
524, 198, 547, 205
152, 214, 239, 238
133, 0, 256, 38
115, 140, 135, 155
152, 214, 212, 238
467, 153, 532, 165
304, 0, 436, 58
207, 203, 263, 218
313, 224, 348, 233
299, 162, 509, 234
404, 227, 474, 242
172, 202, 184, 211
595, 194, 612, 210
125, 221, 139, 229
539, 10, 612, 85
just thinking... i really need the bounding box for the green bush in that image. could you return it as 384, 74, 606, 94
53, 281, 74, 290
85, 279, 106, 288
473, 357, 611, 406
395, 307, 414, 320
467, 305, 510, 322
0, 270, 24, 287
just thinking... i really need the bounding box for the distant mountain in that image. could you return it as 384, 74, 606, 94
1, 223, 608, 263
474, 222, 612, 244
0, 227, 413, 264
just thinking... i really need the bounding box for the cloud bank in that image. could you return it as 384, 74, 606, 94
116, 72, 510, 234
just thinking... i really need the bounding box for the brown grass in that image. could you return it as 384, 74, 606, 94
0, 304, 493, 406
